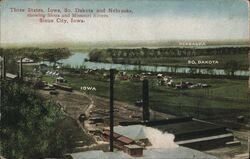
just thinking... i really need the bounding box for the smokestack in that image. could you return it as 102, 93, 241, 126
2, 56, 6, 79
19, 58, 23, 80
109, 69, 115, 152
142, 79, 150, 121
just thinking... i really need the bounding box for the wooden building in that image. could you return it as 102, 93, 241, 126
124, 145, 143, 157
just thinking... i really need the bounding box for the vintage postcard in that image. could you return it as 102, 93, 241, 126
0, 0, 249, 159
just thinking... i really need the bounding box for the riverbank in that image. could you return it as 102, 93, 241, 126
57, 52, 249, 77
88, 47, 249, 70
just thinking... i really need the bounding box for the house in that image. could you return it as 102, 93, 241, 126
124, 145, 143, 157
102, 130, 121, 142
176, 81, 188, 89
114, 125, 150, 146
130, 74, 141, 81
157, 74, 163, 78
102, 129, 135, 150
17, 58, 34, 63
6, 73, 18, 80
56, 76, 64, 83
116, 136, 134, 150
167, 80, 175, 87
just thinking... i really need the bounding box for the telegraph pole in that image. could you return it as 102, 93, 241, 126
109, 69, 115, 152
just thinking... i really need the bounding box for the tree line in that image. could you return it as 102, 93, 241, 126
0, 47, 70, 62
0, 47, 71, 73
89, 47, 249, 61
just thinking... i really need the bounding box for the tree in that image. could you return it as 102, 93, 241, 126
224, 60, 239, 76
1, 81, 71, 159
41, 48, 71, 67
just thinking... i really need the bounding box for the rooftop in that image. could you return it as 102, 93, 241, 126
6, 73, 18, 79
114, 125, 147, 140
70, 147, 218, 159
103, 130, 121, 139
117, 136, 134, 144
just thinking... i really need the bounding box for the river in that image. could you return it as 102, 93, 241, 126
58, 52, 249, 77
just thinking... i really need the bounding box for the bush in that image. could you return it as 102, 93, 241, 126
0, 81, 71, 159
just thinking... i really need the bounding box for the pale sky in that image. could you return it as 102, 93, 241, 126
0, 0, 249, 45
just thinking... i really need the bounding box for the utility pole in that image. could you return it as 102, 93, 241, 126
109, 69, 115, 152
2, 56, 5, 79
142, 79, 150, 121
19, 58, 23, 80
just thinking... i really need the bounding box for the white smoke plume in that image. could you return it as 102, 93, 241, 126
144, 127, 179, 149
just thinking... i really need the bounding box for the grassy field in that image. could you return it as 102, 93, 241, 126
41, 72, 249, 123
172, 78, 248, 100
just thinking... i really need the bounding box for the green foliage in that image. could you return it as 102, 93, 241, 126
88, 49, 108, 62
0, 81, 70, 159
40, 48, 71, 65
0, 47, 71, 74
225, 60, 240, 76
88, 47, 249, 69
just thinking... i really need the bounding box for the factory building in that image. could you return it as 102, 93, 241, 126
102, 129, 136, 150
119, 117, 238, 151
69, 147, 218, 159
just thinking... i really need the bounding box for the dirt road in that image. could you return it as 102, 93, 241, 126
39, 88, 175, 131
